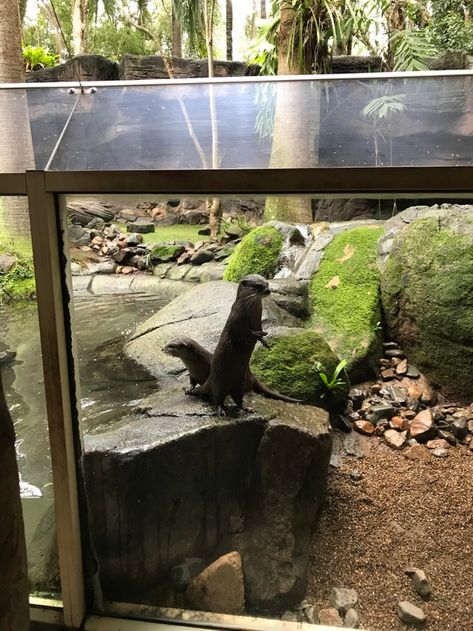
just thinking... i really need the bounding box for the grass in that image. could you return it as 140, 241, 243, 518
141, 225, 209, 244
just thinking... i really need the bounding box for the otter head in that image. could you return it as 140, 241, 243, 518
237, 274, 271, 299
163, 337, 196, 358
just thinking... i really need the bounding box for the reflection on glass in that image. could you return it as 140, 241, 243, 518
0, 196, 60, 597
45, 75, 473, 171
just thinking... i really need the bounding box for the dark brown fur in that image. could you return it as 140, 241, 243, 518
164, 336, 301, 404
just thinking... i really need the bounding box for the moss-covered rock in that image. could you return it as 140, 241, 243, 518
381, 211, 473, 397
0, 250, 35, 302
309, 226, 384, 381
251, 328, 349, 406
150, 244, 185, 263
223, 225, 283, 282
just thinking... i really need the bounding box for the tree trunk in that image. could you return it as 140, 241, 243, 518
19, 0, 28, 23
72, 0, 89, 55
226, 0, 233, 61
0, 369, 29, 631
260, 0, 266, 19
264, 1, 318, 223
172, 4, 182, 57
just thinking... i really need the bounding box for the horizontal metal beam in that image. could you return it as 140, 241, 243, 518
1, 68, 473, 90
0, 173, 27, 195
43, 166, 473, 196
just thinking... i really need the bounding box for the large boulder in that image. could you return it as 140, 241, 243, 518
27, 54, 118, 82
223, 225, 284, 282
124, 280, 300, 377
309, 226, 384, 381
119, 55, 260, 80
82, 385, 331, 613
381, 206, 473, 397
251, 327, 349, 406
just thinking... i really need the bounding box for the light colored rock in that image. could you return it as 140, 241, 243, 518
344, 607, 360, 628
410, 568, 432, 600
409, 409, 436, 442
330, 587, 358, 614
426, 438, 449, 450
303, 606, 318, 624
185, 551, 245, 615
354, 420, 375, 436
384, 429, 407, 449
432, 447, 448, 458
397, 600, 426, 625
404, 444, 430, 461
318, 607, 344, 627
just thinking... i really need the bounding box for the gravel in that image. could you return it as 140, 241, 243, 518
306, 443, 473, 630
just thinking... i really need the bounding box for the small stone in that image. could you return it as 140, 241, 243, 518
438, 429, 458, 446
185, 551, 245, 615
451, 417, 468, 440
409, 409, 437, 442
349, 388, 365, 409
384, 429, 407, 449
387, 386, 407, 405
381, 368, 396, 380
190, 249, 214, 265
129, 223, 155, 234
354, 420, 375, 436
409, 569, 431, 600
385, 348, 405, 358
350, 469, 363, 481
370, 383, 383, 394
431, 407, 446, 422
318, 607, 344, 627
404, 445, 430, 461
396, 358, 408, 375
426, 438, 449, 450
390, 416, 406, 430
330, 587, 358, 614
366, 402, 396, 423
383, 341, 400, 349
402, 409, 417, 420
91, 235, 104, 246
406, 397, 421, 412
126, 233, 144, 246
406, 364, 421, 378
397, 600, 426, 625
432, 447, 448, 458
303, 606, 318, 624
344, 608, 360, 628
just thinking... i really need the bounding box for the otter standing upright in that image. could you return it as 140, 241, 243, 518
190, 274, 270, 414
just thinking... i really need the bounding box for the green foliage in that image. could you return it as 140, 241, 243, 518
0, 244, 35, 303
390, 29, 437, 71
88, 20, 152, 60
314, 359, 348, 398
309, 226, 384, 379
251, 329, 350, 405
22, 45, 59, 72
428, 0, 473, 53
223, 225, 283, 282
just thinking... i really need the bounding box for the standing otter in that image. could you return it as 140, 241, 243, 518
185, 274, 273, 414
164, 336, 301, 403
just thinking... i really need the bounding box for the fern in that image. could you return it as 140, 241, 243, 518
390, 29, 437, 71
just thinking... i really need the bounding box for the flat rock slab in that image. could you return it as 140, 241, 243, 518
124, 280, 300, 378
83, 384, 331, 614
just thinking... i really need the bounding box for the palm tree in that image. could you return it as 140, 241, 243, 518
0, 4, 31, 625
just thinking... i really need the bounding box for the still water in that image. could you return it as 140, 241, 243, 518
0, 292, 168, 492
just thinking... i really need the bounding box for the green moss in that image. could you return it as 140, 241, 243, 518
142, 225, 208, 244
381, 216, 473, 395
0, 254, 36, 302
309, 226, 384, 379
149, 244, 185, 263
251, 329, 349, 405
223, 225, 283, 282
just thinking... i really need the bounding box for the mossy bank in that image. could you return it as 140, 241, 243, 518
309, 226, 384, 381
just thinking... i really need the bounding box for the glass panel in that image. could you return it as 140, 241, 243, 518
0, 196, 60, 598
47, 75, 473, 171
64, 191, 473, 629
0, 86, 77, 173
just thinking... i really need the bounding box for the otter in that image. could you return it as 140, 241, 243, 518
181, 274, 274, 414
163, 336, 301, 403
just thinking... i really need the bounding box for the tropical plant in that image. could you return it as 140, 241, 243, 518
22, 45, 59, 72
428, 0, 473, 54
314, 359, 348, 399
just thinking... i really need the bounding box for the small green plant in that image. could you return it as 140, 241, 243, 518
314, 359, 348, 399
22, 45, 59, 73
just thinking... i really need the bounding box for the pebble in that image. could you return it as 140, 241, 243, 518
380, 368, 396, 380
408, 568, 432, 600
318, 607, 344, 627
406, 364, 420, 378
397, 600, 426, 625
330, 587, 358, 614
344, 608, 360, 628
409, 408, 436, 441
390, 416, 406, 430
395, 358, 407, 375
451, 417, 468, 440
426, 438, 449, 450
385, 349, 405, 358
354, 420, 375, 436
384, 429, 407, 449
404, 444, 430, 461
432, 447, 448, 458
350, 469, 363, 481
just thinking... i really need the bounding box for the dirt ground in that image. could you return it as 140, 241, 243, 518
306, 439, 473, 630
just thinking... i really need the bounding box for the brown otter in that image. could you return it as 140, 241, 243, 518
163, 336, 301, 403
179, 275, 275, 414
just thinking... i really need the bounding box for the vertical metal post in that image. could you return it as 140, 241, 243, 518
26, 171, 85, 628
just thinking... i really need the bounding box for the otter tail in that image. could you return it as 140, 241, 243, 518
251, 376, 302, 404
